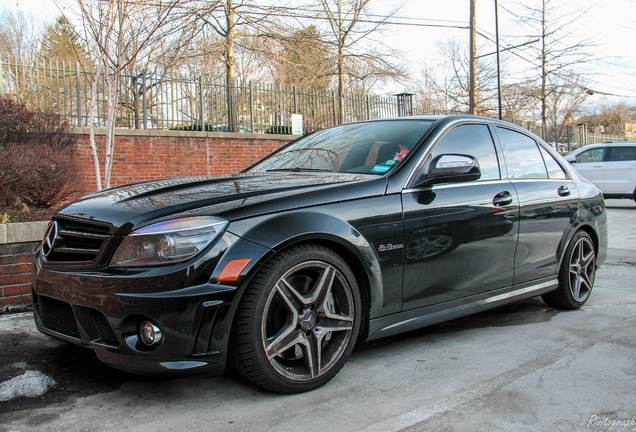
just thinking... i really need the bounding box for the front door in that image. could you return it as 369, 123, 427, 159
402, 124, 518, 310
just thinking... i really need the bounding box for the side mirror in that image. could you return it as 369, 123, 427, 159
564, 154, 576, 163
413, 154, 481, 188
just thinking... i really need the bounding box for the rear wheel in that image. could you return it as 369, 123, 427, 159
542, 231, 596, 309
229, 244, 361, 393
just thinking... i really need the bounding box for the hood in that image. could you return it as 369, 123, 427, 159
58, 172, 381, 231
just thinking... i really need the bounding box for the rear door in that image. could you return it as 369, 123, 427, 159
604, 146, 636, 196
494, 127, 579, 285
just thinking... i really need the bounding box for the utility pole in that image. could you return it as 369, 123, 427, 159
469, 0, 477, 114
495, 0, 502, 120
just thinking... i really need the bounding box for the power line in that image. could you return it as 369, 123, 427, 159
243, 5, 468, 26
476, 38, 539, 59
225, 9, 470, 30
170, 3, 471, 30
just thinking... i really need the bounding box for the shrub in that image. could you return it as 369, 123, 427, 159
0, 96, 78, 208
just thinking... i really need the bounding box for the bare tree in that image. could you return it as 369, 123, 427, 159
544, 73, 590, 143
518, 0, 593, 131
0, 10, 43, 102
419, 38, 499, 116
413, 64, 453, 114
190, 0, 291, 130
578, 101, 636, 137
314, 0, 406, 122
65, 0, 195, 190
500, 81, 536, 121
0, 9, 42, 62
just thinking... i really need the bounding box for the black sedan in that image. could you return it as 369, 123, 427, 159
32, 115, 607, 393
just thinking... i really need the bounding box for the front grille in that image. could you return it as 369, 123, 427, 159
59, 219, 111, 235
90, 309, 118, 346
37, 295, 80, 338
44, 217, 112, 263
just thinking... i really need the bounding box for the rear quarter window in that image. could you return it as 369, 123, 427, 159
608, 146, 636, 162
496, 127, 548, 179
540, 147, 567, 179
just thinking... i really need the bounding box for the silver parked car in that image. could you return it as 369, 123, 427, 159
565, 142, 636, 202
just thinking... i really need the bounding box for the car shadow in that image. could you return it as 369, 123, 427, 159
356, 297, 559, 352
0, 297, 562, 415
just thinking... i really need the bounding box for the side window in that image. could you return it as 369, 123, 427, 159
575, 148, 605, 163
496, 127, 548, 179
427, 124, 501, 181
539, 147, 567, 180
608, 146, 636, 161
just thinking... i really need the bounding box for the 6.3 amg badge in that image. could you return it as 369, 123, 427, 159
377, 243, 404, 252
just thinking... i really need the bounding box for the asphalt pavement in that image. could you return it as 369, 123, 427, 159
0, 199, 634, 432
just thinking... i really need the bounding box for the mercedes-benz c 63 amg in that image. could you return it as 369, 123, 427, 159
32, 115, 607, 393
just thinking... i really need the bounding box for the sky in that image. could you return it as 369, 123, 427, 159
385, 0, 636, 105
1, 0, 634, 106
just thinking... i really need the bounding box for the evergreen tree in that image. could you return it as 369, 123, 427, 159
39, 16, 87, 64
278, 26, 332, 90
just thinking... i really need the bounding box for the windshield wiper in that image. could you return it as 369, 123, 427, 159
266, 167, 333, 172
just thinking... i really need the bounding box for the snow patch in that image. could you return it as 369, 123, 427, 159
0, 370, 56, 402
12, 362, 28, 370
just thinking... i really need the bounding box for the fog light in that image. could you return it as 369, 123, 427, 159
140, 321, 162, 346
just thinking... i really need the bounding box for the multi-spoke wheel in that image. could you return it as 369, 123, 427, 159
229, 244, 361, 393
542, 231, 596, 309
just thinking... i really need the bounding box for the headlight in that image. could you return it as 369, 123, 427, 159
110, 217, 228, 267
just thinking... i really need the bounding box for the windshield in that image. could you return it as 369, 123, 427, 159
246, 120, 435, 174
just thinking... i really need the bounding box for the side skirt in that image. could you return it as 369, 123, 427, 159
366, 279, 557, 341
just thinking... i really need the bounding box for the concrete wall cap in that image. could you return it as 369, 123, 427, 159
1, 221, 50, 245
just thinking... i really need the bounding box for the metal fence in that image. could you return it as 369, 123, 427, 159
1, 57, 634, 146
0, 57, 407, 133
509, 119, 635, 154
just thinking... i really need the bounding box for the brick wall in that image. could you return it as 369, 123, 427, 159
0, 130, 291, 311
0, 242, 38, 312
69, 129, 291, 201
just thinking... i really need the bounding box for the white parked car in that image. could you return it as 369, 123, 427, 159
565, 142, 636, 202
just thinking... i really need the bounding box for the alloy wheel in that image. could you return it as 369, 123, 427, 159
260, 260, 355, 381
568, 236, 596, 303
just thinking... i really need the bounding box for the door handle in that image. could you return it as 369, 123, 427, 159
557, 185, 570, 197
493, 191, 513, 207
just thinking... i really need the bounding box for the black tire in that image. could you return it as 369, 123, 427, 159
542, 231, 596, 309
229, 244, 361, 393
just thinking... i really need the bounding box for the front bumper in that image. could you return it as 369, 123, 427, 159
31, 233, 271, 376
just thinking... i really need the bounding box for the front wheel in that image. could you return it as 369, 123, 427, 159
542, 231, 596, 309
229, 244, 361, 393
